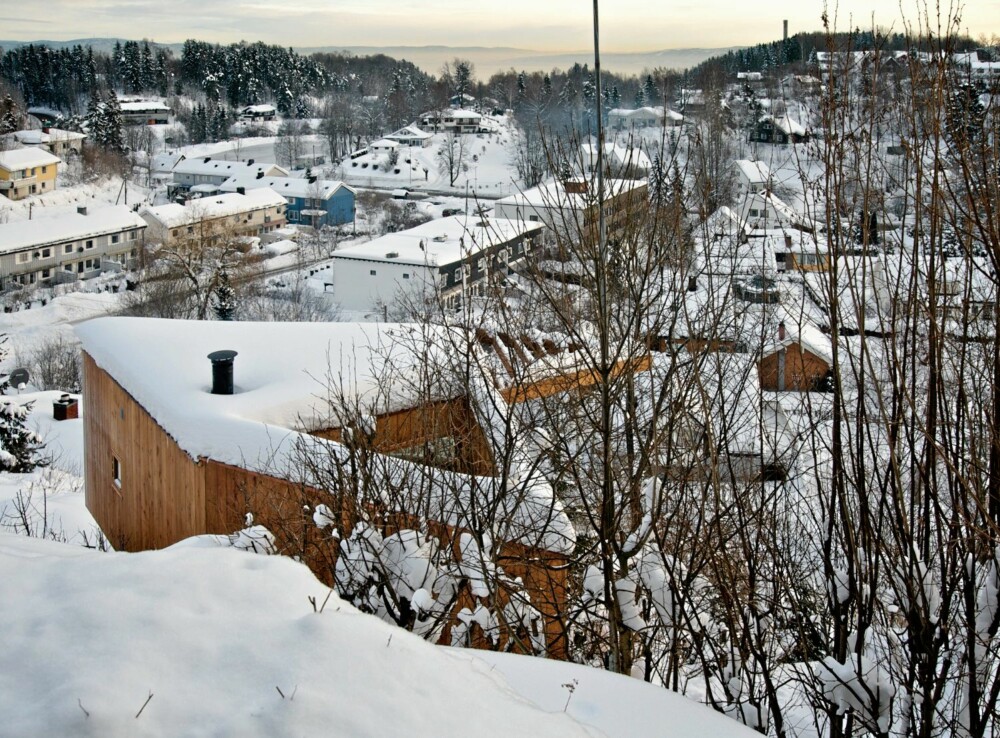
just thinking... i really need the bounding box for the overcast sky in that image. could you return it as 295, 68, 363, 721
1, 1, 996, 50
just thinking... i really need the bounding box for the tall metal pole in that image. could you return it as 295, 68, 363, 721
592, 0, 606, 255
592, 0, 621, 675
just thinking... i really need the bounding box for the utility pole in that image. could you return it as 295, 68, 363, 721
592, 0, 623, 676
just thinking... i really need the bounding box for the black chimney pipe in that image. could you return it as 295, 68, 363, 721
208, 350, 238, 395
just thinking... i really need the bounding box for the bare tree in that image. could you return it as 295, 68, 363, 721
437, 130, 469, 187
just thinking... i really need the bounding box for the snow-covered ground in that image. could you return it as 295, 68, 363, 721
0, 532, 593, 737
0, 509, 757, 736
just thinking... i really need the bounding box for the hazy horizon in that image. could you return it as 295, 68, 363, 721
1, 0, 996, 53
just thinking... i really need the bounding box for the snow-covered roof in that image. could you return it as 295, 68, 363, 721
370, 138, 399, 149
734, 159, 772, 186
385, 125, 433, 142
118, 99, 170, 112
580, 143, 652, 172
766, 114, 807, 137
218, 175, 355, 201
0, 206, 146, 254
75, 318, 577, 554
172, 157, 288, 179
12, 128, 85, 145
762, 312, 834, 365
242, 104, 276, 113
0, 146, 61, 171
420, 108, 482, 120
608, 106, 683, 122
141, 190, 286, 230
151, 151, 185, 173
331, 215, 542, 267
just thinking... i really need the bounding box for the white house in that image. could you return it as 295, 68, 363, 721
738, 191, 811, 233
323, 215, 543, 313
369, 138, 400, 154
733, 159, 773, 198
384, 125, 433, 148
418, 108, 482, 133
118, 99, 171, 125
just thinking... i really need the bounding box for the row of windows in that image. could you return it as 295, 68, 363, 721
10, 165, 50, 179
13, 232, 139, 264
168, 209, 283, 238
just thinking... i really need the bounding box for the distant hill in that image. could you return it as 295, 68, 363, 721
0, 38, 735, 77
0, 38, 184, 55
299, 45, 739, 76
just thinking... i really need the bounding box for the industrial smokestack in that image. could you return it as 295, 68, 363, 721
783, 20, 788, 41
208, 350, 238, 395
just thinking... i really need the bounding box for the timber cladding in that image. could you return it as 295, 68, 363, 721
313, 397, 495, 477
758, 344, 830, 391
83, 352, 208, 551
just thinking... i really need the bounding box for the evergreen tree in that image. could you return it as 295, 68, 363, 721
0, 337, 46, 473
102, 90, 125, 152
213, 270, 237, 321
0, 94, 19, 134
648, 154, 668, 207
86, 89, 106, 144
642, 74, 658, 106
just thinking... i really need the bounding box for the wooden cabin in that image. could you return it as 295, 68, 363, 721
77, 318, 652, 658
757, 321, 833, 392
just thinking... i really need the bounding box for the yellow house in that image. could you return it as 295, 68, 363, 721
0, 147, 61, 200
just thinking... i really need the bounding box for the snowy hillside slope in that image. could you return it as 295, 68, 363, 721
0, 533, 595, 738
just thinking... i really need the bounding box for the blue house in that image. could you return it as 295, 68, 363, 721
219, 175, 356, 228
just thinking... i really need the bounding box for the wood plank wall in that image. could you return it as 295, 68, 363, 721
82, 352, 207, 551
758, 345, 830, 391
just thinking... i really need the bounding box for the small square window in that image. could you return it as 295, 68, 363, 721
370, 270, 377, 276
111, 234, 120, 244
85, 240, 94, 249
402, 273, 410, 279
64, 244, 73, 254
112, 456, 122, 488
